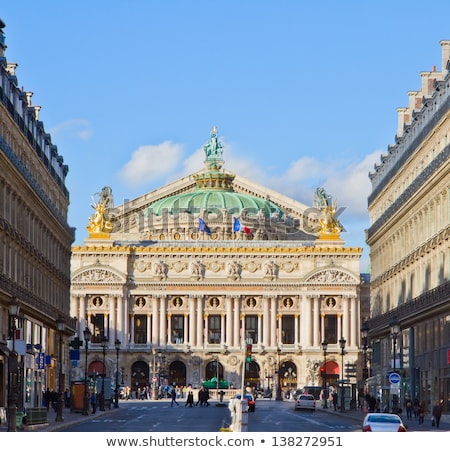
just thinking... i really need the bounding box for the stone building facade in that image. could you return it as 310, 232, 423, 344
366, 41, 450, 413
71, 127, 364, 402
0, 19, 75, 418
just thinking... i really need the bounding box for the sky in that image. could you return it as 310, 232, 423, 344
3, 1, 450, 273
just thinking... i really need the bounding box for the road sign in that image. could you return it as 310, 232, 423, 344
389, 372, 401, 384
152, 376, 157, 382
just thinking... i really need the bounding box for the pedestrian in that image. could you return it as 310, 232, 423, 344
418, 402, 425, 425
432, 400, 443, 428
91, 392, 97, 414
406, 399, 413, 420
332, 392, 337, 411
44, 387, 52, 411
171, 388, 179, 406
185, 391, 194, 407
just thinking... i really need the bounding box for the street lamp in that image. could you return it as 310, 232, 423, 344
339, 337, 346, 412
99, 336, 108, 411
55, 318, 65, 422
114, 339, 121, 408
275, 347, 282, 401
361, 321, 370, 381
7, 300, 20, 432
389, 317, 401, 413
151, 348, 158, 400
389, 317, 400, 372
82, 327, 91, 415
321, 340, 328, 408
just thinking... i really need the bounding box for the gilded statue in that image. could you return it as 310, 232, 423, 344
87, 187, 113, 234
313, 187, 342, 237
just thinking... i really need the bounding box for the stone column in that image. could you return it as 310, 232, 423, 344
160, 296, 167, 347
263, 295, 270, 348
189, 295, 196, 348
117, 295, 123, 344
233, 297, 240, 348
270, 296, 277, 347
152, 297, 159, 346
129, 314, 135, 345
167, 313, 172, 345
226, 297, 232, 349
184, 313, 189, 345
313, 296, 320, 347
147, 313, 152, 345
196, 296, 203, 347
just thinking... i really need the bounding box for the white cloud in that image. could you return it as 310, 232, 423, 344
50, 119, 93, 140
118, 141, 184, 187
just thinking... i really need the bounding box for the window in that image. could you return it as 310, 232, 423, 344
245, 315, 258, 344
282, 316, 295, 344
171, 315, 184, 344
134, 315, 147, 344
208, 315, 221, 344
324, 315, 337, 344
91, 314, 106, 343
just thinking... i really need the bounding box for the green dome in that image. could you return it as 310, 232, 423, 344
146, 189, 284, 218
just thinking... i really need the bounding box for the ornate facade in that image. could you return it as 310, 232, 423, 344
366, 41, 450, 412
0, 19, 75, 419
71, 127, 364, 400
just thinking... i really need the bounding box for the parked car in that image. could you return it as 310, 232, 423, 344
362, 413, 407, 432
295, 394, 316, 411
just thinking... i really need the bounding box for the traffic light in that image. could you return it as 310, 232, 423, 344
246, 343, 252, 363
320, 366, 325, 377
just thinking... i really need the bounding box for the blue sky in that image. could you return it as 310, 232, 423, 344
3, 1, 450, 272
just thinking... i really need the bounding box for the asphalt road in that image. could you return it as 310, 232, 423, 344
58, 399, 362, 433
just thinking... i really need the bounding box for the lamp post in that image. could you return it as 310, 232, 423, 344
99, 336, 108, 411
83, 327, 91, 415
7, 300, 20, 432
55, 318, 65, 422
151, 348, 158, 400
390, 317, 400, 373
321, 340, 328, 408
361, 321, 369, 381
389, 317, 401, 413
275, 347, 283, 401
114, 339, 121, 408
339, 337, 346, 412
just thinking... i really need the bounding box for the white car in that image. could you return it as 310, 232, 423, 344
362, 413, 407, 432
294, 394, 316, 411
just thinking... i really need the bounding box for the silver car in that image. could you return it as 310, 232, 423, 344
295, 394, 316, 411
362, 413, 407, 432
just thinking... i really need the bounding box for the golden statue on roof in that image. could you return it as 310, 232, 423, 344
313, 187, 343, 239
87, 186, 113, 236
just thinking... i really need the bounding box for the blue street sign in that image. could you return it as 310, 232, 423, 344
389, 372, 401, 384
36, 352, 45, 370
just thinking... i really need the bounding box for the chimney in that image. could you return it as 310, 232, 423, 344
440, 40, 450, 73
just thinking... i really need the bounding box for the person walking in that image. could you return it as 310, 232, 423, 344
91, 392, 97, 414
171, 388, 179, 406
432, 400, 443, 428
185, 391, 194, 407
418, 402, 425, 425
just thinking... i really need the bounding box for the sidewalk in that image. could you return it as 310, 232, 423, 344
316, 403, 450, 431
0, 405, 115, 432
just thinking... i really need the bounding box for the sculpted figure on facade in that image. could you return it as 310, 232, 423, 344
313, 187, 342, 236
203, 125, 224, 160
226, 260, 241, 280
153, 259, 168, 280
87, 186, 114, 234
190, 259, 204, 280
263, 260, 278, 279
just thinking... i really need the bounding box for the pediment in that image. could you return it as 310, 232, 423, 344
72, 265, 126, 285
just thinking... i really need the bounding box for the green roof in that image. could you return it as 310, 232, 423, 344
146, 189, 284, 218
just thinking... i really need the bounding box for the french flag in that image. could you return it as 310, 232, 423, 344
233, 217, 251, 235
